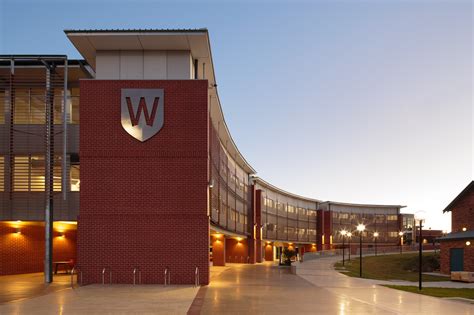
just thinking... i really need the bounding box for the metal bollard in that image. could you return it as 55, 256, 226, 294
195, 267, 199, 287
164, 267, 170, 285
133, 267, 142, 285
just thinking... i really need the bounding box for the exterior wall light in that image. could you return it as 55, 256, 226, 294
462, 227, 467, 232
466, 241, 471, 246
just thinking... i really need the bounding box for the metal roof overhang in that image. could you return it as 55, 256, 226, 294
65, 29, 256, 174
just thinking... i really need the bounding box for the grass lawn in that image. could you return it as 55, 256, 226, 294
383, 285, 474, 300
334, 252, 447, 282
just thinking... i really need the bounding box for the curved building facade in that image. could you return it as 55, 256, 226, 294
0, 29, 405, 284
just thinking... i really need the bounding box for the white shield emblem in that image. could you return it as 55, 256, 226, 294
121, 89, 164, 142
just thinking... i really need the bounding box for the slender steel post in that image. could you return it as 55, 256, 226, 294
44, 65, 54, 284
342, 235, 345, 266
348, 237, 351, 260
62, 58, 68, 200
400, 236, 403, 254
375, 237, 377, 256
359, 233, 362, 277
419, 221, 423, 290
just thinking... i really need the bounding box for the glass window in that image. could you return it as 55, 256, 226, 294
70, 165, 80, 191
14, 89, 30, 124
14, 155, 62, 192
387, 215, 398, 221
13, 156, 30, 191
70, 88, 80, 124
30, 89, 46, 124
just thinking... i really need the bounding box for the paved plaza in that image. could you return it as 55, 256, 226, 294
0, 258, 473, 314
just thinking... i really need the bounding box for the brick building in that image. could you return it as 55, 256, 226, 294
439, 181, 474, 274
0, 29, 407, 283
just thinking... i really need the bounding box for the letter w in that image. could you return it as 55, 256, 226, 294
126, 97, 159, 126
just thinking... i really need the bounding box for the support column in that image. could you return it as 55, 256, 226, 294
211, 234, 226, 266
44, 65, 54, 284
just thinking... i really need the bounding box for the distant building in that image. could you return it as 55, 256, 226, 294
439, 181, 474, 274
401, 213, 415, 245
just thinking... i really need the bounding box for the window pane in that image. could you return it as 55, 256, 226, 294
13, 156, 30, 191
14, 89, 30, 124
70, 165, 80, 191
30, 89, 45, 124
30, 155, 45, 191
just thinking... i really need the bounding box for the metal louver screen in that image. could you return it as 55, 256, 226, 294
13, 155, 62, 192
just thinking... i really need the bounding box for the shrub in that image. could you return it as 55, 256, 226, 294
282, 248, 297, 266
401, 253, 440, 272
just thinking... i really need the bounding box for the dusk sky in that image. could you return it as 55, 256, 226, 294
0, 0, 472, 231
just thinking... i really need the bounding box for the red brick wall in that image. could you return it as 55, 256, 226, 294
226, 238, 249, 263
0, 222, 76, 275
440, 241, 474, 274
212, 235, 225, 266
302, 244, 316, 253
78, 80, 209, 284
451, 189, 474, 232
264, 243, 273, 261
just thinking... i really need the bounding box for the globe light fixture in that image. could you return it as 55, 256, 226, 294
357, 224, 366, 232
373, 232, 379, 256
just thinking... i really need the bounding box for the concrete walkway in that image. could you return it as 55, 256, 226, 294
0, 273, 72, 304
297, 256, 474, 314
1, 261, 473, 314
0, 284, 198, 314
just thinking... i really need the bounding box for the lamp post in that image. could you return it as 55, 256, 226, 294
341, 230, 347, 266
415, 211, 426, 291
399, 231, 404, 254
347, 232, 352, 260
357, 224, 366, 277
373, 232, 379, 256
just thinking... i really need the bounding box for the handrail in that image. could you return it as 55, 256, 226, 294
164, 267, 170, 286
70, 266, 83, 288
194, 267, 199, 287
102, 267, 112, 285
133, 267, 142, 285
